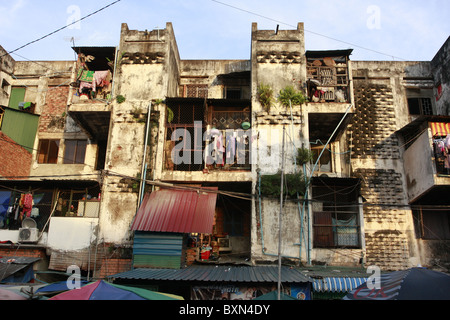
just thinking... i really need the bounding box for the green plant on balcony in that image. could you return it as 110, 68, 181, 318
167, 107, 174, 123
260, 171, 308, 199
257, 83, 275, 112
278, 86, 307, 107
296, 147, 314, 166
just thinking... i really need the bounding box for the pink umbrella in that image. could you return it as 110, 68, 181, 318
0, 288, 27, 300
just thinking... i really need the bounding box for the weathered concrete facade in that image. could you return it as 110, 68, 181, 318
431, 37, 450, 116
1, 22, 449, 284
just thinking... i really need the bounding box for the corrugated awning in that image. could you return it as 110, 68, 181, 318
312, 277, 368, 293
0, 257, 40, 283
131, 188, 218, 234
431, 122, 450, 137
109, 266, 312, 284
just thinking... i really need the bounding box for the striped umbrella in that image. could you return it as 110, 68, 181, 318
343, 268, 450, 300
49, 280, 183, 300
0, 288, 27, 300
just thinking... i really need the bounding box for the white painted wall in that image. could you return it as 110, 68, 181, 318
46, 217, 98, 251
403, 130, 435, 202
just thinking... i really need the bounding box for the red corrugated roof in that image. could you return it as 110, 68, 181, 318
131, 188, 218, 234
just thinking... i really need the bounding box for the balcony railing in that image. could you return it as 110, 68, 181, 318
307, 58, 350, 103
165, 125, 251, 172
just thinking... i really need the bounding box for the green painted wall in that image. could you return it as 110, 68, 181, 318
1, 108, 39, 153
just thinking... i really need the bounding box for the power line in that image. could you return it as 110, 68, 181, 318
0, 0, 123, 58
210, 0, 407, 61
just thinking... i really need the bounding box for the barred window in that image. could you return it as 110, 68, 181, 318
408, 98, 433, 116
312, 184, 361, 248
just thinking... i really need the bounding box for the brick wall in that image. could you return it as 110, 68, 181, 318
96, 258, 132, 279
0, 132, 32, 178
39, 86, 69, 133
0, 246, 46, 260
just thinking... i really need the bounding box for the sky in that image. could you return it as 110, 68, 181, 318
0, 0, 449, 63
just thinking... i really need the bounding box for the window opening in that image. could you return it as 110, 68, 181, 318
64, 140, 87, 164
38, 140, 60, 164
312, 184, 360, 248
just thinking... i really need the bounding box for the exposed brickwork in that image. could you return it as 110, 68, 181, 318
351, 82, 400, 159
0, 247, 46, 260
49, 247, 106, 272
97, 258, 132, 279
0, 132, 32, 178
39, 86, 69, 133
185, 248, 197, 266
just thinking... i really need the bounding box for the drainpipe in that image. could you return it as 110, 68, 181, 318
138, 102, 152, 206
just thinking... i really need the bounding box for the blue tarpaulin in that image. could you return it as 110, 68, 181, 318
0, 192, 11, 226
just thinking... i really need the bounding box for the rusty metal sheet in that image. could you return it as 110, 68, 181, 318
131, 188, 218, 234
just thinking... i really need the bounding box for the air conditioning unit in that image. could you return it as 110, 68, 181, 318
18, 218, 39, 243
218, 237, 232, 252
18, 228, 39, 243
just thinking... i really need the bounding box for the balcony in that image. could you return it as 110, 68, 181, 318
400, 117, 450, 203
68, 47, 115, 142
306, 50, 353, 104
161, 98, 252, 182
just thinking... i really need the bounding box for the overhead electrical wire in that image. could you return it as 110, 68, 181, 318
210, 0, 408, 61
0, 0, 446, 209
0, 0, 123, 58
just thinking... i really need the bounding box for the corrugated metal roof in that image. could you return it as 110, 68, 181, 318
0, 257, 40, 282
312, 277, 368, 293
131, 188, 218, 234
110, 266, 312, 284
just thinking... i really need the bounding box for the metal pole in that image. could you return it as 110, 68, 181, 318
138, 102, 152, 206
278, 126, 286, 301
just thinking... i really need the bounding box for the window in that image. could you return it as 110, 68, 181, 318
225, 88, 242, 100
312, 184, 361, 248
408, 98, 433, 116
311, 146, 332, 173
38, 140, 60, 164
55, 189, 100, 218
413, 209, 450, 240
64, 140, 87, 164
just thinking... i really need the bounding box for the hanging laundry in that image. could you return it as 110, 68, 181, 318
22, 193, 34, 218
78, 70, 95, 83
209, 129, 224, 166
226, 133, 236, 164
94, 70, 111, 87
445, 135, 450, 148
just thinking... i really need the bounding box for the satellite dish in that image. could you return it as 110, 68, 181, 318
22, 218, 37, 229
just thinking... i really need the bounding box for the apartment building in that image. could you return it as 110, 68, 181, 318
1, 22, 449, 299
